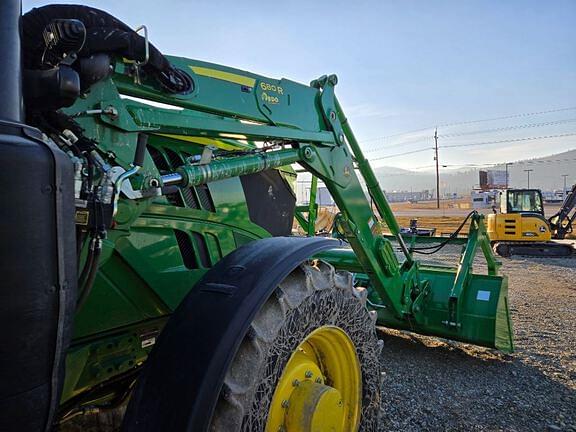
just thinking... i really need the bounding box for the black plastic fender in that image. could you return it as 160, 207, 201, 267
122, 236, 342, 432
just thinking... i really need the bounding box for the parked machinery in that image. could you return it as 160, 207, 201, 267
487, 189, 574, 257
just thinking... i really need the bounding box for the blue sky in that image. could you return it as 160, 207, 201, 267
24, 0, 576, 171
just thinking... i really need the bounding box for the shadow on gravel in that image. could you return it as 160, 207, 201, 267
377, 328, 576, 432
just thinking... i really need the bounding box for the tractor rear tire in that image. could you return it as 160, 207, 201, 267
209, 260, 382, 432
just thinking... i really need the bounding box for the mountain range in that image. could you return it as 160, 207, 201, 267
373, 149, 576, 195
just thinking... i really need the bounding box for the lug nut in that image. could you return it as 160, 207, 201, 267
281, 400, 290, 409
292, 379, 300, 387
305, 370, 313, 378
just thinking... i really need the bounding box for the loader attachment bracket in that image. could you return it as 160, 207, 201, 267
448, 213, 501, 328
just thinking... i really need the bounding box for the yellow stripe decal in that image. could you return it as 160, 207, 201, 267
189, 66, 256, 88
155, 133, 243, 151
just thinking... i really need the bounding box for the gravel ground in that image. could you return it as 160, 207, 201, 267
379, 246, 576, 432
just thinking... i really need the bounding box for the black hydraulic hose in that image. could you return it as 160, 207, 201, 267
77, 236, 96, 291
411, 211, 477, 255
76, 238, 102, 311
77, 196, 106, 311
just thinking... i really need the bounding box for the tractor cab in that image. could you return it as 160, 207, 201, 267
501, 189, 544, 216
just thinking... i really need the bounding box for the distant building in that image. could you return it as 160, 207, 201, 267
296, 183, 335, 206
383, 190, 432, 203
316, 187, 334, 206
471, 190, 499, 209
542, 190, 565, 204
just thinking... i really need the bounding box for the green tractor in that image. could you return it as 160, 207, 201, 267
0, 3, 513, 431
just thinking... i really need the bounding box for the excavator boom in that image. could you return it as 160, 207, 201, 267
549, 184, 576, 239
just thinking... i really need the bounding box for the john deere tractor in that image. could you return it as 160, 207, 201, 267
0, 3, 513, 431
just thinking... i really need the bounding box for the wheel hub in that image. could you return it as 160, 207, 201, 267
286, 381, 345, 431
265, 326, 361, 432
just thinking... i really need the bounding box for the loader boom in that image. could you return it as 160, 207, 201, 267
75, 56, 512, 351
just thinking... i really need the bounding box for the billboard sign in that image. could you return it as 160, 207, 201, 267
479, 170, 507, 190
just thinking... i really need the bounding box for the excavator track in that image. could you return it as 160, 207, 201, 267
493, 241, 574, 258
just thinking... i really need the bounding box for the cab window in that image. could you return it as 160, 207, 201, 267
507, 190, 543, 214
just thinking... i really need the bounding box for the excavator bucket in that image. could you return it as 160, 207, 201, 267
376, 269, 514, 352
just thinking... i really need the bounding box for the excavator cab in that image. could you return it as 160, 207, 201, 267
501, 189, 544, 215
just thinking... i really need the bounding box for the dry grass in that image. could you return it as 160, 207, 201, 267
392, 216, 471, 235
295, 198, 574, 239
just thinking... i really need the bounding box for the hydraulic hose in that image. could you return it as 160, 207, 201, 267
76, 237, 102, 311
77, 236, 97, 289
411, 211, 477, 255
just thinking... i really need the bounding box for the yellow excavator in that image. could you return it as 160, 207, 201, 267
487, 188, 575, 257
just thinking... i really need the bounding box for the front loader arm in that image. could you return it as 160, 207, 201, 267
112, 59, 415, 320
74, 55, 512, 351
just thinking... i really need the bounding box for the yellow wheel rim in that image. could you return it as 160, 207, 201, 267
265, 326, 362, 432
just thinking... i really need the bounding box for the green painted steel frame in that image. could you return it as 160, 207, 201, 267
112, 57, 511, 344
61, 53, 514, 410
108, 59, 511, 349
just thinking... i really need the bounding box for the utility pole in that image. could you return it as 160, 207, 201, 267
524, 169, 533, 188
562, 174, 569, 200
505, 162, 513, 189
434, 128, 440, 209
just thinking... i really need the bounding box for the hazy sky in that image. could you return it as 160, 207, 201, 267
23, 0, 576, 171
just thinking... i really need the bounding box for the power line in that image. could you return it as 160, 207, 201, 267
371, 147, 434, 160
362, 114, 576, 155
361, 126, 434, 144
438, 118, 576, 139
368, 132, 575, 160
439, 133, 576, 149
372, 154, 576, 173
437, 106, 576, 128
434, 128, 440, 208
359, 106, 576, 145
364, 139, 430, 154
420, 156, 576, 170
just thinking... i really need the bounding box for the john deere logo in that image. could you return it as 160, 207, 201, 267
261, 92, 279, 104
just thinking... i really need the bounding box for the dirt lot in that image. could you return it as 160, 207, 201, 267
378, 246, 576, 432
389, 199, 573, 237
